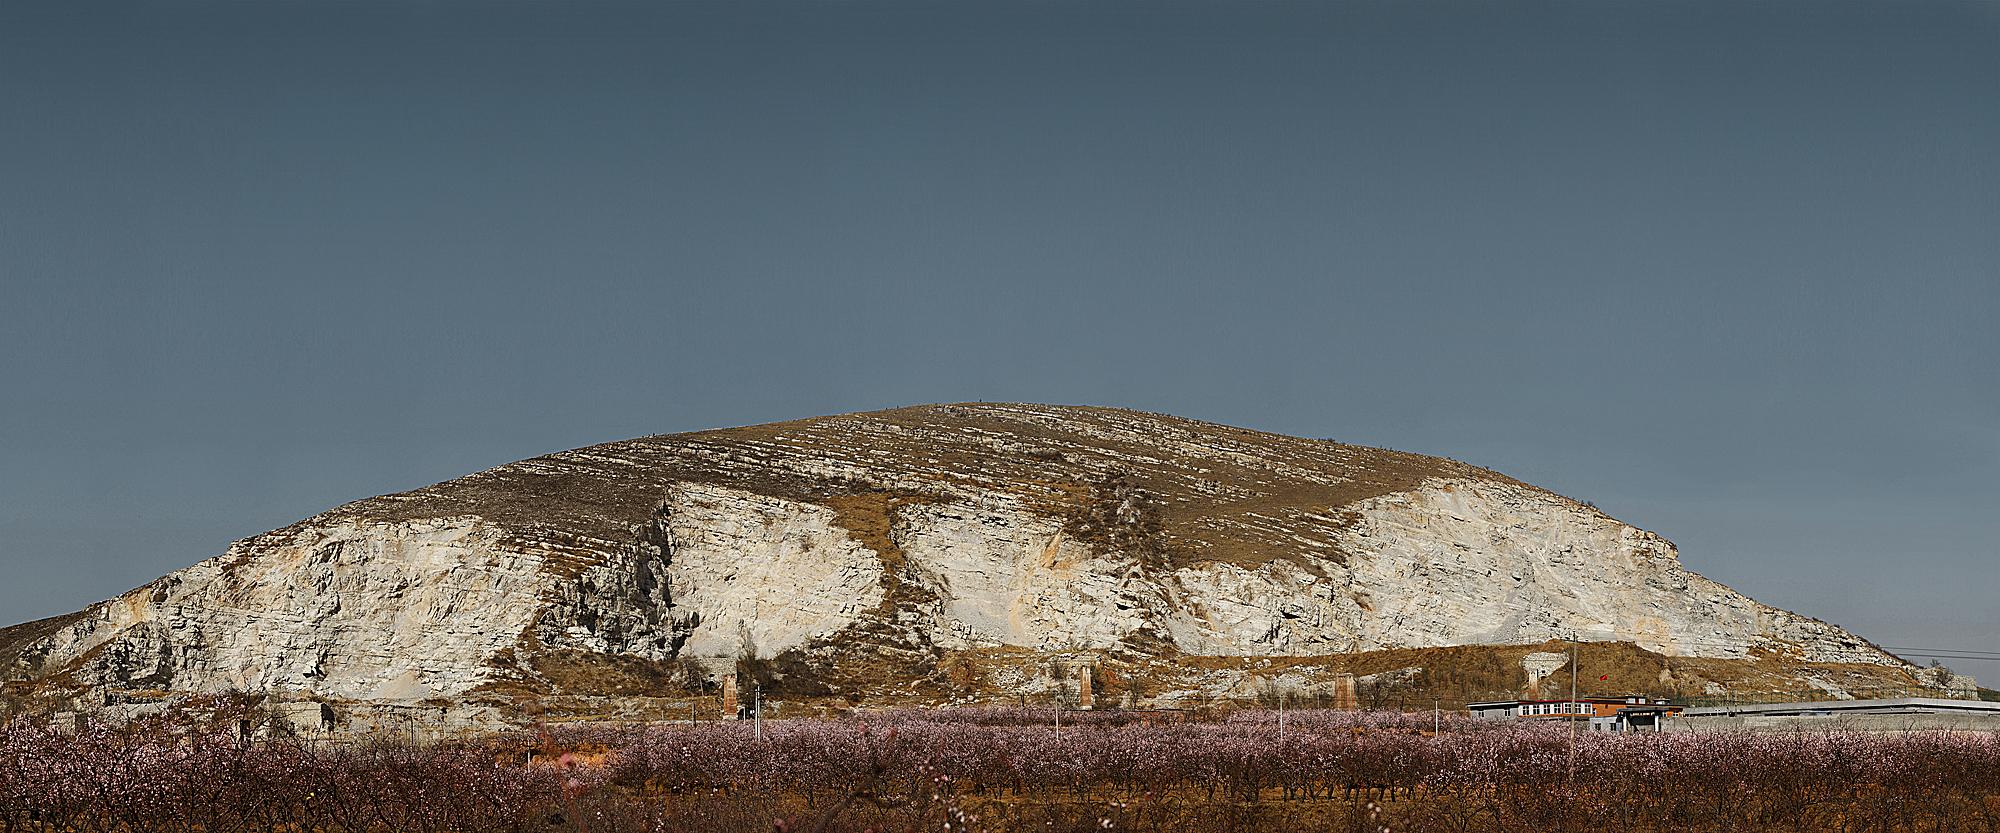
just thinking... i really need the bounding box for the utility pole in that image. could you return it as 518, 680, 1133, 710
1278, 692, 1286, 736
1568, 645, 1579, 783
754, 683, 763, 742
1433, 699, 1440, 735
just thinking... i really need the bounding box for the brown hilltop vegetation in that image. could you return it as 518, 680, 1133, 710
322, 402, 1538, 570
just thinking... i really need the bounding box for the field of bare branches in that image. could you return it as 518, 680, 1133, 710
4, 706, 1997, 832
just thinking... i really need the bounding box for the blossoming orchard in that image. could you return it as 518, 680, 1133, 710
3, 705, 1997, 832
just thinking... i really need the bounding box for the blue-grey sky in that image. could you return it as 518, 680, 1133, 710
3, 1, 1995, 669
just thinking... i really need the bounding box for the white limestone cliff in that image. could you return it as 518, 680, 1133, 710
0, 403, 1918, 705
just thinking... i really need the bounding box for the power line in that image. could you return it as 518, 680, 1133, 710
1586, 636, 1995, 657
1880, 646, 2000, 658
1553, 637, 2000, 665
1627, 637, 1991, 654
1881, 653, 2000, 664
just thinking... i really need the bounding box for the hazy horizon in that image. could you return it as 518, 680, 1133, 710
2, 0, 1995, 672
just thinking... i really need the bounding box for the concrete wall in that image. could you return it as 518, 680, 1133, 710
1666, 712, 2000, 733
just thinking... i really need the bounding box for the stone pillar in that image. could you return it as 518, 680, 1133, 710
1333, 673, 1359, 710
722, 674, 738, 720
1077, 664, 1094, 710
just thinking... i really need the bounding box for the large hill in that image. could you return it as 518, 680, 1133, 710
0, 404, 1959, 718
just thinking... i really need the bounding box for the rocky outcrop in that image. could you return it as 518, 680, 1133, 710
0, 403, 1924, 707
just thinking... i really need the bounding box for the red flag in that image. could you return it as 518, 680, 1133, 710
1598, 675, 1609, 680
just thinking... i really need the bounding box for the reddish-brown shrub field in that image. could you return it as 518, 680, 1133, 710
3, 708, 1997, 832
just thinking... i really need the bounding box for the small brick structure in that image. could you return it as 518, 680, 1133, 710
1077, 664, 1094, 710
721, 675, 738, 719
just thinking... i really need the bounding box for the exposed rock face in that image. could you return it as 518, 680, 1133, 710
32, 518, 544, 700
0, 403, 1917, 706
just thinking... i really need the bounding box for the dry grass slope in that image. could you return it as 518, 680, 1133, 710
305, 403, 1547, 573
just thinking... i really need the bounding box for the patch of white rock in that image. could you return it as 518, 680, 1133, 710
19, 477, 1901, 701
